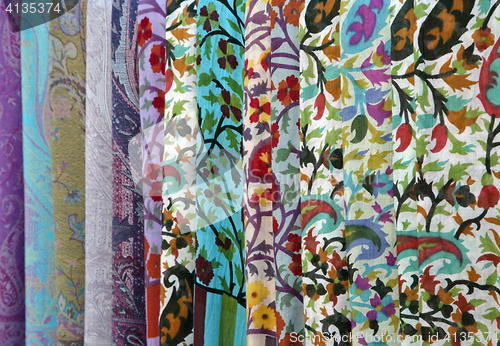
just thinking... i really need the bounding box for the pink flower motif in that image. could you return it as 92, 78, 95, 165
366, 294, 396, 321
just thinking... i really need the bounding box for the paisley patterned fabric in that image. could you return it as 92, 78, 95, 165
137, 0, 166, 344
21, 21, 58, 346
111, 0, 147, 343
48, 2, 87, 344
84, 0, 114, 344
0, 3, 24, 345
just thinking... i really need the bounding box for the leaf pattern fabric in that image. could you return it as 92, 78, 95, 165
194, 0, 246, 344
161, 0, 197, 344
137, 1, 166, 344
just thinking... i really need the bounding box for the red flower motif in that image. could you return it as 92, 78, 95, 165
478, 185, 500, 209
153, 90, 165, 114
277, 75, 300, 107
250, 144, 272, 179
286, 233, 301, 252
216, 236, 232, 251
146, 253, 161, 279
149, 180, 162, 202
288, 253, 302, 276
249, 97, 271, 123
199, 6, 219, 32
473, 27, 495, 52
217, 39, 238, 71
138, 17, 152, 47
271, 122, 280, 148
220, 90, 242, 121
196, 256, 214, 285
149, 44, 166, 75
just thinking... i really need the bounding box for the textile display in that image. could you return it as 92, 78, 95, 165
3, 0, 500, 345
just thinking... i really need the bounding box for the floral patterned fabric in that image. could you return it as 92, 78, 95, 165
48, 2, 87, 344
137, 1, 166, 344
161, 0, 197, 344
194, 0, 246, 344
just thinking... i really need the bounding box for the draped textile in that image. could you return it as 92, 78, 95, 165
160, 0, 197, 344
193, 0, 247, 343
111, 0, 147, 343
48, 2, 87, 344
243, 0, 277, 344
84, 0, 114, 344
269, 0, 305, 342
5, 0, 500, 345
0, 3, 24, 345
21, 21, 57, 346
137, 1, 166, 343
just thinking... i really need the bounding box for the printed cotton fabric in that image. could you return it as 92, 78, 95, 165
137, 0, 166, 343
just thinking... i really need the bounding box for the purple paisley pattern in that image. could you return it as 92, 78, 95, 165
0, 3, 24, 344
111, 0, 147, 343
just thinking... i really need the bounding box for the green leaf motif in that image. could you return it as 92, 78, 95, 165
345, 224, 382, 251
351, 114, 368, 144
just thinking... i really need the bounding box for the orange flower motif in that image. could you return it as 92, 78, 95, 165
150, 44, 166, 75
473, 27, 495, 52
153, 90, 165, 114
283, 0, 304, 27
147, 253, 161, 279
138, 17, 152, 47
277, 75, 300, 107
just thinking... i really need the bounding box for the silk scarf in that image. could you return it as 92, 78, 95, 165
21, 20, 58, 346
49, 1, 87, 344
